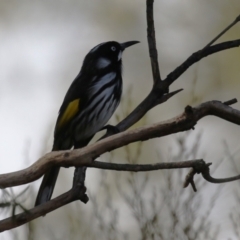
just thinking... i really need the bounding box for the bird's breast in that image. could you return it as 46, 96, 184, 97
73, 71, 122, 141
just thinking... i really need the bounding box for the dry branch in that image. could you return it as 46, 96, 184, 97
114, 39, 240, 133
0, 0, 240, 232
0, 160, 205, 232
0, 99, 239, 190
147, 0, 161, 82
2, 139, 240, 231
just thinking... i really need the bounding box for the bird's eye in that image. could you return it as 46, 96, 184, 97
111, 46, 116, 51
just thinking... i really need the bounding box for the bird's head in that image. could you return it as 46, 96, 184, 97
84, 41, 139, 70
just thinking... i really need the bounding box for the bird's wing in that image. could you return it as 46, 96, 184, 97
56, 98, 80, 131
54, 73, 88, 136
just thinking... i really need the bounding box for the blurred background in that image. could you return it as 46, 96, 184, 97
0, 0, 240, 239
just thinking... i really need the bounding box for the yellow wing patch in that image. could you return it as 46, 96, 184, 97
57, 99, 80, 130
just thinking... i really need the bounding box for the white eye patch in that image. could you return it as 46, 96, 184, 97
96, 57, 111, 69
118, 51, 122, 61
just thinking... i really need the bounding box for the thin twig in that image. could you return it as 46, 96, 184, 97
224, 98, 238, 106
87, 159, 203, 171
202, 165, 240, 184
184, 161, 240, 187
203, 14, 240, 49
183, 168, 197, 192
146, 0, 161, 83
114, 39, 240, 133
165, 39, 240, 86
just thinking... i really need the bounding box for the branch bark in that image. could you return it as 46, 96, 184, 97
0, 0, 240, 232
114, 39, 240, 133
2, 145, 240, 231
147, 0, 161, 82
0, 160, 204, 232
0, 99, 239, 189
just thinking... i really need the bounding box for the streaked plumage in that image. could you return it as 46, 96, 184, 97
35, 40, 139, 206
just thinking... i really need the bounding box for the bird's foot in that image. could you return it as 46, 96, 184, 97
101, 125, 120, 135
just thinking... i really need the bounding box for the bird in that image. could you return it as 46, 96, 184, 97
35, 40, 139, 206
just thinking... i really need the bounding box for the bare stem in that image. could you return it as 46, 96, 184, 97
146, 0, 161, 83
203, 14, 240, 49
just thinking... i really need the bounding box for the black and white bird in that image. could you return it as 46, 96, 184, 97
35, 40, 139, 206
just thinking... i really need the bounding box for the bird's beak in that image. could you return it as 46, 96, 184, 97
120, 41, 140, 50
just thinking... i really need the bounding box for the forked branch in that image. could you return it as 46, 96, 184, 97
0, 0, 239, 232
0, 99, 239, 190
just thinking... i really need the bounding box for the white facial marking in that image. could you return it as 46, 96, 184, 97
96, 57, 111, 69
118, 51, 122, 61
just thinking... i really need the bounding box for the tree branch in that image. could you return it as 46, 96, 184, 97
0, 190, 75, 232
0, 160, 205, 232
100, 6, 240, 140
147, 0, 161, 82
1, 0, 240, 231
0, 97, 239, 231
201, 164, 240, 184
165, 39, 240, 86
2, 151, 240, 231
112, 39, 240, 134
88, 159, 204, 171
0, 99, 239, 189
203, 14, 240, 49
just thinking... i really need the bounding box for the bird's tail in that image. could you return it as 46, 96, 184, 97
35, 145, 60, 207
34, 166, 60, 206
35, 138, 92, 207
72, 138, 93, 189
